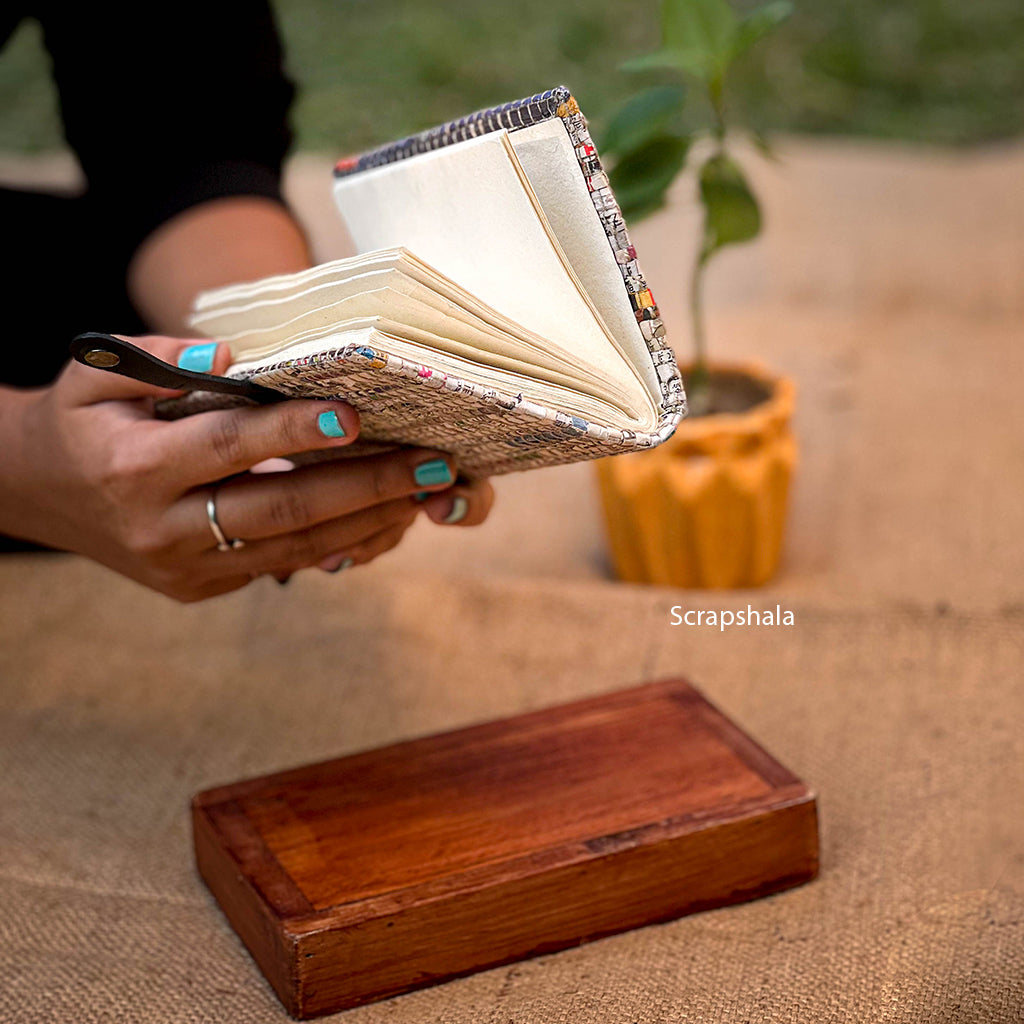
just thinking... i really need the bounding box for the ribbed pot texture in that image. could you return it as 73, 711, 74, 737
596, 361, 797, 589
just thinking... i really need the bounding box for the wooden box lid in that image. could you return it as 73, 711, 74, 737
192, 680, 818, 1018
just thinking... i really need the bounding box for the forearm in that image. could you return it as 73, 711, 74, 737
0, 385, 42, 543
127, 196, 312, 335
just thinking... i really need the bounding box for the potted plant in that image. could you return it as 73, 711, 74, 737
595, 0, 797, 588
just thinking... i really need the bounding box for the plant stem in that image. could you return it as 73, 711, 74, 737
687, 76, 728, 415
708, 76, 727, 142
689, 248, 709, 409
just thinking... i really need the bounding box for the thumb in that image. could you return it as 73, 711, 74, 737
63, 335, 233, 405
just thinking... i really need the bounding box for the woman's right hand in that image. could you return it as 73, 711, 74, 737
0, 335, 494, 602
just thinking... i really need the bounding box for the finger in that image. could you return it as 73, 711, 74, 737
182, 447, 455, 536
192, 497, 419, 574
154, 399, 365, 486
175, 339, 234, 377
186, 575, 259, 602
419, 477, 495, 527
321, 520, 411, 571
63, 335, 230, 405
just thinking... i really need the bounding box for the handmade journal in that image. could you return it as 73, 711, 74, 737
138, 88, 687, 476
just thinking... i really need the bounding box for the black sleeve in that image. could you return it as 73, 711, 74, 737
36, 0, 295, 258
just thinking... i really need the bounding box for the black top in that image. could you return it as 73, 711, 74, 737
2, 2, 295, 255
1, 3, 297, 390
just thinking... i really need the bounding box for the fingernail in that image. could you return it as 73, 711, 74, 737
177, 342, 218, 372
414, 459, 453, 487
321, 555, 354, 573
317, 410, 346, 438
442, 495, 469, 524
414, 492, 430, 502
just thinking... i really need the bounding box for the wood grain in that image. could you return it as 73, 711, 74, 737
192, 680, 819, 1018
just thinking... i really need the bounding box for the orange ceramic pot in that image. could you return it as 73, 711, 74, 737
596, 360, 796, 588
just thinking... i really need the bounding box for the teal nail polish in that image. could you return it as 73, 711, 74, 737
177, 342, 218, 372
317, 410, 346, 438
414, 459, 453, 487
414, 492, 430, 502
328, 557, 354, 574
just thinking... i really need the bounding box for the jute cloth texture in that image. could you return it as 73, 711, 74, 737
1, 558, 1021, 1023
4, 136, 1024, 1022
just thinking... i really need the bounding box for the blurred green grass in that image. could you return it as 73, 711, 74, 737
2, 0, 1023, 154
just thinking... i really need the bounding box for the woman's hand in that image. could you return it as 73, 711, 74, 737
1, 335, 494, 602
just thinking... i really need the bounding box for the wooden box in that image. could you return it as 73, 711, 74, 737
192, 680, 819, 1018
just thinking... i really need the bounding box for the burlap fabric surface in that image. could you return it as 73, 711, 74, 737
1, 559, 1021, 1023
3, 139, 1023, 1022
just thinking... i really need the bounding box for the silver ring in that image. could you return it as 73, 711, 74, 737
206, 491, 245, 552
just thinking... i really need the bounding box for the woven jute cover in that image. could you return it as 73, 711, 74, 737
1, 555, 1021, 1023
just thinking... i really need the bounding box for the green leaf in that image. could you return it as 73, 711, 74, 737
729, 0, 793, 61
619, 193, 670, 223
623, 0, 790, 83
601, 85, 687, 155
662, 0, 737, 77
620, 48, 710, 79
699, 153, 760, 260
609, 134, 690, 222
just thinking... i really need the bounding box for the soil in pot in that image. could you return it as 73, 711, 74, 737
682, 367, 773, 418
